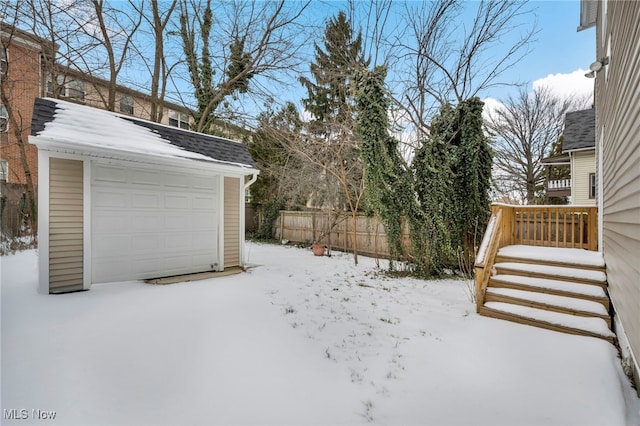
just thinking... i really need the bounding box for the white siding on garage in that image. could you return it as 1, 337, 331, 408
571, 150, 596, 205
91, 162, 220, 283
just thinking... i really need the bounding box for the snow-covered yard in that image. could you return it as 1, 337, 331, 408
2, 242, 639, 425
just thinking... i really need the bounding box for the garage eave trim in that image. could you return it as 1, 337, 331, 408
30, 134, 259, 176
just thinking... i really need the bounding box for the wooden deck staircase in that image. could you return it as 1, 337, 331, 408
475, 204, 615, 343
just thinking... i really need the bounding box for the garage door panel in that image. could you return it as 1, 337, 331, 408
132, 193, 161, 209
165, 173, 190, 187
131, 169, 162, 186
94, 190, 129, 208
191, 231, 216, 250
191, 175, 216, 190
193, 195, 215, 210
163, 233, 192, 249
94, 212, 131, 232
131, 234, 162, 251
93, 261, 128, 283
165, 194, 190, 209
191, 212, 216, 230
130, 257, 162, 276
131, 213, 163, 230
92, 162, 219, 283
94, 165, 128, 183
164, 213, 187, 230
93, 235, 131, 257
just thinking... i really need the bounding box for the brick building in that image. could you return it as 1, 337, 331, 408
0, 24, 192, 187
0, 25, 51, 185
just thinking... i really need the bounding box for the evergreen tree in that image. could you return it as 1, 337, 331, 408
300, 11, 369, 131
293, 10, 371, 262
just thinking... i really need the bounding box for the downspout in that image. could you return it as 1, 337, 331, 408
244, 172, 258, 190
241, 171, 259, 268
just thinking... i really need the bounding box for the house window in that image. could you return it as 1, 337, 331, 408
0, 104, 7, 133
66, 79, 85, 101
168, 109, 190, 130
120, 95, 134, 115
589, 173, 596, 199
46, 74, 65, 97
0, 160, 8, 182
0, 47, 7, 76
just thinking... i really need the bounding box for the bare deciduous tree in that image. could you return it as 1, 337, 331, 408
87, 0, 143, 111
397, 0, 537, 141
130, 0, 178, 122
178, 0, 310, 133
484, 86, 589, 204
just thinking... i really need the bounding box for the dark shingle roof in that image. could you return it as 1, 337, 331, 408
31, 97, 257, 169
123, 117, 256, 168
563, 109, 595, 152
30, 98, 57, 135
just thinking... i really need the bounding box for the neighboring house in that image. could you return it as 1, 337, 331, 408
0, 25, 53, 185
541, 109, 596, 205
581, 0, 640, 393
0, 23, 192, 186
30, 97, 258, 294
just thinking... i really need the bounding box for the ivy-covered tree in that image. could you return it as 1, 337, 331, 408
450, 98, 493, 267
355, 66, 413, 265
178, 0, 309, 133
412, 98, 492, 275
412, 104, 456, 275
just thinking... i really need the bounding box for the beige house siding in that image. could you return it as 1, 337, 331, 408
571, 150, 596, 205
49, 158, 84, 291
224, 177, 241, 268
596, 0, 640, 384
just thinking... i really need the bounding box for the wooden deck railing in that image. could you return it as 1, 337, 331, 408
474, 203, 598, 309
493, 203, 598, 251
474, 209, 503, 312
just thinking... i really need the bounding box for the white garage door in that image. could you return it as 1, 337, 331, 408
92, 162, 219, 283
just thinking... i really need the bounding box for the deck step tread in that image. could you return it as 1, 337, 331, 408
483, 302, 614, 339
490, 274, 607, 298
494, 262, 607, 283
497, 245, 605, 268
485, 287, 609, 317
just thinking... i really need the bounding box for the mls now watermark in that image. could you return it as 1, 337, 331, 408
4, 409, 57, 420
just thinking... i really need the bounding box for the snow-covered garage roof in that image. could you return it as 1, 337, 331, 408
30, 97, 257, 170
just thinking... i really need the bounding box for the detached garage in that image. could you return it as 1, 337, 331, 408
30, 98, 258, 294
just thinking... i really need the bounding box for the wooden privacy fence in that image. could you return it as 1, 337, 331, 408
273, 210, 410, 258
492, 203, 598, 251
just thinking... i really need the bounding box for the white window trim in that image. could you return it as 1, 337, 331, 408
0, 104, 8, 133
168, 109, 190, 130
0, 159, 8, 182
0, 46, 7, 75
119, 95, 134, 115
